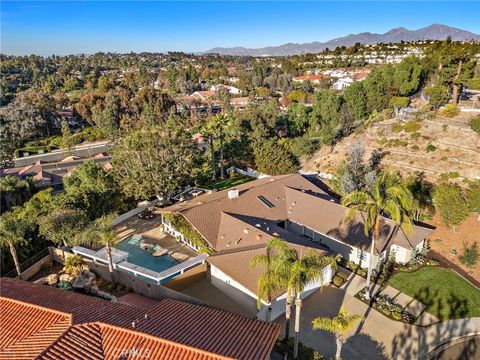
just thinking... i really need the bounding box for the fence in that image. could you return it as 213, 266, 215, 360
2, 248, 50, 278
226, 166, 270, 179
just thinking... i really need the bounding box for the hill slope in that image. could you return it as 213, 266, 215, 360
302, 114, 480, 184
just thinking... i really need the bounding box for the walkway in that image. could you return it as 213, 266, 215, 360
341, 269, 438, 326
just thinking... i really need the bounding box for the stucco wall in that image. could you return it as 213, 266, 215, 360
209, 264, 333, 322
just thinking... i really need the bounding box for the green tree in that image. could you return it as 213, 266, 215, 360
467, 181, 480, 221
61, 119, 75, 154
74, 214, 117, 283
394, 57, 422, 96
253, 139, 297, 175
63, 161, 126, 219
39, 208, 88, 248
425, 85, 450, 110
112, 126, 198, 201
0, 211, 28, 277
312, 308, 363, 360
287, 250, 336, 359
250, 238, 286, 322
0, 176, 37, 213
341, 171, 414, 299
342, 82, 367, 122
432, 183, 469, 230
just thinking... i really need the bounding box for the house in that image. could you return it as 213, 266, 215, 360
0, 277, 280, 360
160, 174, 434, 315
332, 77, 354, 90
292, 74, 329, 84
0, 154, 112, 191
208, 243, 333, 321
210, 84, 241, 95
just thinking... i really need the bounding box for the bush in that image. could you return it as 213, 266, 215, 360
426, 144, 436, 152
391, 311, 403, 320
391, 123, 404, 133
439, 104, 460, 118
403, 121, 421, 133
470, 118, 480, 134
390, 96, 410, 109
460, 242, 479, 268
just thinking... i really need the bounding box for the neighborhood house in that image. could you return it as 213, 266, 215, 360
160, 174, 434, 320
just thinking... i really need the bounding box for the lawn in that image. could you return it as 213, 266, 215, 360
389, 267, 480, 320
205, 176, 253, 191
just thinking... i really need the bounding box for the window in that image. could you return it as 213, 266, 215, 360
258, 195, 274, 208
357, 248, 367, 261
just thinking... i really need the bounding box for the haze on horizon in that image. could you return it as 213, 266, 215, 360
2, 1, 480, 56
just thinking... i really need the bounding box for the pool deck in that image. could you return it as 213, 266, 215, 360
114, 213, 197, 262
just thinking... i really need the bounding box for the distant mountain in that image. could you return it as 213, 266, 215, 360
202, 24, 480, 56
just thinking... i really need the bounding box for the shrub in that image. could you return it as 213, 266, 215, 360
391, 311, 403, 321
426, 144, 436, 152
460, 242, 479, 268
410, 132, 421, 140
390, 96, 410, 109
64, 255, 86, 276
332, 275, 345, 287
439, 104, 460, 118
391, 123, 404, 133
470, 118, 480, 134
403, 121, 421, 133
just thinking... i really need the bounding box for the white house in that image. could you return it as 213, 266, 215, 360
210, 84, 241, 95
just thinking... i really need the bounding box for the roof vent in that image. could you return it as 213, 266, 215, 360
228, 189, 239, 199
244, 228, 249, 234
256, 234, 263, 241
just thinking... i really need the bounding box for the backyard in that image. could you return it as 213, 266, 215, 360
205, 175, 253, 191
389, 267, 480, 321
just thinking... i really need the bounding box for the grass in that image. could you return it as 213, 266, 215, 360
205, 176, 253, 191
389, 267, 480, 320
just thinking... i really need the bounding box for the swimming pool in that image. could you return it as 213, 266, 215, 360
116, 236, 180, 273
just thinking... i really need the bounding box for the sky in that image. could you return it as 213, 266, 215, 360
2, 1, 480, 56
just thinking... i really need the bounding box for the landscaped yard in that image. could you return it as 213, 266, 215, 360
205, 176, 253, 191
389, 267, 480, 320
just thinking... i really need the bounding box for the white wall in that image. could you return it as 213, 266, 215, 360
209, 264, 333, 322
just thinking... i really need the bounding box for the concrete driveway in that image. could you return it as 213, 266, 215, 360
275, 286, 396, 359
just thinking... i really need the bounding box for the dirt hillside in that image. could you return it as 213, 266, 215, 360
303, 113, 480, 184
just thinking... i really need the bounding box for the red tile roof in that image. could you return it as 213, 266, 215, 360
0, 278, 280, 360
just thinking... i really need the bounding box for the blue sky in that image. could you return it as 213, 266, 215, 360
2, 1, 480, 55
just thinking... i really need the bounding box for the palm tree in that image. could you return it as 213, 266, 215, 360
201, 120, 217, 181
74, 214, 117, 283
211, 114, 231, 180
288, 250, 336, 359
250, 238, 285, 322
341, 171, 414, 299
0, 211, 28, 277
312, 307, 363, 360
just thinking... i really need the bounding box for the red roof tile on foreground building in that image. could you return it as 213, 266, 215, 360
0, 278, 280, 360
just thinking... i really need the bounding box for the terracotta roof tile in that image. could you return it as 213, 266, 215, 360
0, 278, 279, 360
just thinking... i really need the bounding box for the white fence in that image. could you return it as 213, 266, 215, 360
227, 166, 270, 179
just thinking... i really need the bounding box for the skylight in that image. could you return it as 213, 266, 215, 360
258, 195, 275, 208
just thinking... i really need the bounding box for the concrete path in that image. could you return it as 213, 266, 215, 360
275, 285, 480, 360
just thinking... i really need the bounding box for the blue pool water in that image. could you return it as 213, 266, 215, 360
116, 236, 180, 273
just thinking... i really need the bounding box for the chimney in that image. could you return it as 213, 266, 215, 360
228, 189, 239, 199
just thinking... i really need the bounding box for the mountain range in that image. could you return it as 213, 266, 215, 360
202, 24, 480, 56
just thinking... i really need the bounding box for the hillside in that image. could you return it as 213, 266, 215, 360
303, 113, 480, 184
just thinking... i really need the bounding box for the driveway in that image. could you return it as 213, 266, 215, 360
274, 283, 480, 360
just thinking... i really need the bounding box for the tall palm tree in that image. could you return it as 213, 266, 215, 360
250, 238, 286, 322
0, 211, 28, 277
312, 307, 363, 360
211, 114, 231, 180
341, 171, 414, 299
74, 214, 117, 284
288, 250, 336, 359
